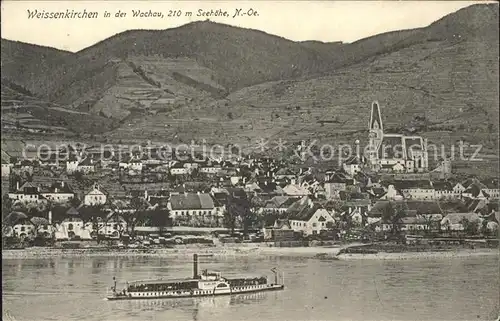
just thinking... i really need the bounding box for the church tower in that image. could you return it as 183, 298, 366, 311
368, 101, 384, 168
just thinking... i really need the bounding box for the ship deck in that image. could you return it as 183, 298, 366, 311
127, 278, 197, 285
107, 284, 285, 301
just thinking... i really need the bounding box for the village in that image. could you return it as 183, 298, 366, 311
1, 102, 499, 249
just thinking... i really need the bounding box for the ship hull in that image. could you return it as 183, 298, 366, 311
107, 284, 284, 301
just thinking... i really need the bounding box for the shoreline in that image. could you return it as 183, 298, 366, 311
2, 245, 498, 260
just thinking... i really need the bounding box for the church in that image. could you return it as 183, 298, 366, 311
367, 101, 429, 173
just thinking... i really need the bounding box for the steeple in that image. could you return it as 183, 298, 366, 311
368, 101, 384, 169
369, 101, 383, 132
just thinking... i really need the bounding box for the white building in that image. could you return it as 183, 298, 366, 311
55, 217, 92, 240
168, 193, 218, 226
286, 197, 335, 236
342, 156, 363, 176
8, 182, 44, 204
83, 184, 107, 206
40, 181, 75, 204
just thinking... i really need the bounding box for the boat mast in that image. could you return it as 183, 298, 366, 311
271, 268, 278, 284
193, 253, 214, 279
193, 254, 198, 279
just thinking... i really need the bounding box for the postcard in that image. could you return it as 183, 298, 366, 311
1, 1, 499, 321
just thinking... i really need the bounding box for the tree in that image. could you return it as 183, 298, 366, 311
74, 171, 84, 182
260, 210, 281, 228
381, 201, 407, 242
119, 197, 150, 239
50, 204, 69, 224
460, 217, 479, 236
2, 195, 13, 221
480, 220, 490, 236
69, 197, 81, 208
147, 207, 172, 235
337, 211, 354, 233
423, 215, 438, 236
223, 209, 236, 235
12, 201, 46, 218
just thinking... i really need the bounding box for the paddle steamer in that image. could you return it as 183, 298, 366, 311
106, 254, 285, 300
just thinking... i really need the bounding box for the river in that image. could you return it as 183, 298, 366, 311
2, 255, 499, 321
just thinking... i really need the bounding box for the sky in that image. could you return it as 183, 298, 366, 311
0, 1, 494, 52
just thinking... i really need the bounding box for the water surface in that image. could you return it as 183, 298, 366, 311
2, 255, 499, 321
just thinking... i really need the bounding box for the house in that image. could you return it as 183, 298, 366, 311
378, 185, 404, 200
28, 216, 54, 238
342, 155, 363, 176
452, 182, 466, 195
433, 181, 456, 200
168, 192, 218, 226
40, 181, 75, 203
262, 219, 296, 241
55, 217, 91, 240
1, 150, 12, 177
66, 156, 80, 174
286, 197, 335, 235
259, 196, 292, 214
274, 168, 296, 180
76, 157, 96, 173
256, 181, 284, 196
340, 207, 368, 226
8, 182, 44, 204
83, 215, 127, 239
482, 180, 499, 199
199, 161, 222, 174
393, 180, 436, 200
170, 162, 189, 175
299, 174, 321, 194
368, 199, 441, 221
381, 217, 430, 232
83, 184, 107, 206
366, 186, 387, 200
230, 176, 243, 186
440, 213, 482, 231
119, 155, 143, 172
283, 182, 310, 197
324, 172, 352, 199
12, 219, 36, 238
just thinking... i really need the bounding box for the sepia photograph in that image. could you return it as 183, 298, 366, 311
1, 1, 499, 320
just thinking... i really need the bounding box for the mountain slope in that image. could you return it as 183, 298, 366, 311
102, 3, 499, 176
14, 21, 332, 101
1, 39, 73, 95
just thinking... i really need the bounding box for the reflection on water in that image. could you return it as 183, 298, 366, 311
2, 255, 499, 321
117, 291, 268, 311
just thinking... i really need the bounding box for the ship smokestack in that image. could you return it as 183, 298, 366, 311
193, 254, 198, 279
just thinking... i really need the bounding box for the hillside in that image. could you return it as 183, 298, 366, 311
1, 40, 73, 95
3, 5, 497, 124
1, 81, 118, 136
2, 21, 345, 121
3, 21, 333, 101
102, 3, 499, 177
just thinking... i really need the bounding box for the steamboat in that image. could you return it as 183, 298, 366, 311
106, 254, 285, 300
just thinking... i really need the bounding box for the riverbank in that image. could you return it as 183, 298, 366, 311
2, 244, 498, 260
336, 249, 499, 260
